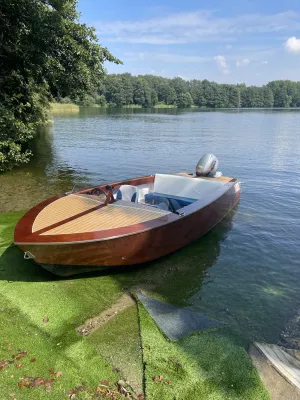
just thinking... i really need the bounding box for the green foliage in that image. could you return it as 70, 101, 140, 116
100, 74, 300, 111
56, 97, 73, 104
95, 94, 107, 107
0, 0, 120, 172
176, 92, 193, 108
76, 94, 97, 107
133, 78, 152, 107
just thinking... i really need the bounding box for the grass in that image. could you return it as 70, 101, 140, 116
121, 104, 143, 108
0, 306, 119, 399
153, 103, 177, 108
0, 211, 269, 399
138, 301, 269, 400
88, 305, 143, 394
50, 103, 80, 114
0, 212, 128, 399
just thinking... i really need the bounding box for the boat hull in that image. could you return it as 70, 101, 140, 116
16, 183, 240, 275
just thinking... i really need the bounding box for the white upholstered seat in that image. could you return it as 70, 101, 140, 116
115, 185, 140, 203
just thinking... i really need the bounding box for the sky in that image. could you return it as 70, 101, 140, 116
77, 0, 300, 85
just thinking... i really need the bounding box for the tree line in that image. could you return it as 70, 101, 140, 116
78, 74, 300, 109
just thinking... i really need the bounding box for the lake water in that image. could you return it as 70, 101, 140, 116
1, 107, 300, 344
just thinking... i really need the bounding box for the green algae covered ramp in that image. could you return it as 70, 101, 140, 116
136, 292, 223, 340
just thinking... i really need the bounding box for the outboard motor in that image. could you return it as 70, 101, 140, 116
196, 154, 221, 177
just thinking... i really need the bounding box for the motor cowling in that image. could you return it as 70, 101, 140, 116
196, 154, 220, 177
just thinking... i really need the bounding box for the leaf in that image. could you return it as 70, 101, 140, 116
31, 377, 45, 387
158, 375, 163, 382
43, 317, 49, 323
101, 380, 110, 386
49, 367, 55, 375
13, 351, 27, 360
0, 360, 9, 370
67, 388, 78, 398
30, 358, 36, 363
45, 381, 52, 392
15, 362, 22, 368
137, 395, 145, 400
55, 371, 63, 377
18, 378, 31, 389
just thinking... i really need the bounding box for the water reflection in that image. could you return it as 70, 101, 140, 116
116, 207, 238, 306
0, 125, 89, 212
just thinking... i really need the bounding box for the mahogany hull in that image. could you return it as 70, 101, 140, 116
16, 183, 240, 273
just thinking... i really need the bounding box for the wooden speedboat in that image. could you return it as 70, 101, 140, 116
14, 155, 241, 276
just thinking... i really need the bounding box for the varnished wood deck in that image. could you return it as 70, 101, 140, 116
41, 201, 170, 235
32, 194, 103, 232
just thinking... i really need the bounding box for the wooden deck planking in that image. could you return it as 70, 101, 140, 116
32, 195, 103, 232
41, 203, 170, 235
253, 342, 300, 390
76, 193, 107, 202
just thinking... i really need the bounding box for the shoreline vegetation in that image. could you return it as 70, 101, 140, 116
53, 74, 300, 111
49, 101, 179, 114
50, 103, 80, 114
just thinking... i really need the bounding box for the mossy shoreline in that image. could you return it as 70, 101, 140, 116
0, 211, 269, 399
50, 102, 80, 114
50, 102, 192, 113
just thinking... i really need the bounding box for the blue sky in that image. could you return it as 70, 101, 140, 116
78, 0, 300, 85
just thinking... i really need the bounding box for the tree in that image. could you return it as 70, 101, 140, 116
171, 77, 188, 96
133, 78, 151, 107
151, 89, 158, 106
95, 94, 106, 107
262, 87, 274, 107
0, 0, 121, 171
104, 76, 126, 107
176, 92, 193, 108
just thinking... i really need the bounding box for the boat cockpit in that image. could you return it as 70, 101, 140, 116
82, 173, 226, 214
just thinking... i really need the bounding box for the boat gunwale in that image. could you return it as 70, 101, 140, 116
14, 175, 238, 245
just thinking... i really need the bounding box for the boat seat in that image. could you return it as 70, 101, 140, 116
154, 173, 222, 199
115, 185, 139, 203
145, 192, 196, 210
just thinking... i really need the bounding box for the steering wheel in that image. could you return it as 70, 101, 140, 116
91, 188, 101, 196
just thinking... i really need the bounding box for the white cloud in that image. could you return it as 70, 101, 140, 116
236, 58, 250, 67
260, 60, 268, 64
285, 36, 300, 53
124, 52, 211, 63
95, 10, 300, 45
225, 44, 233, 49
214, 55, 229, 74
